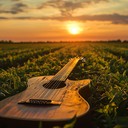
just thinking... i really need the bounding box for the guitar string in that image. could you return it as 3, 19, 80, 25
49, 59, 79, 101
39, 59, 74, 99
43, 60, 74, 100
49, 66, 73, 101
27, 58, 79, 102
42, 58, 79, 100
27, 60, 73, 101
28, 63, 71, 100
34, 59, 74, 99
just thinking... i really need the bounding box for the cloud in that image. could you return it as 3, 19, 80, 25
2, 13, 128, 24
0, 17, 9, 20
38, 0, 108, 17
74, 13, 128, 24
11, 0, 21, 2
0, 2, 27, 14
11, 3, 27, 14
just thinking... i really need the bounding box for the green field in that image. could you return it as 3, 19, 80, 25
0, 42, 128, 128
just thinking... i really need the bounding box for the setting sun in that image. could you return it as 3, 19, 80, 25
66, 22, 83, 35
0, 0, 128, 41
69, 27, 79, 35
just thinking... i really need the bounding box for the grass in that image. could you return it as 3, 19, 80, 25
0, 42, 128, 128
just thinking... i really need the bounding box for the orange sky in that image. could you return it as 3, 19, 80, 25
0, 0, 128, 41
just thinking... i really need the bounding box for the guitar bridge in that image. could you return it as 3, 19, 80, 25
18, 99, 61, 105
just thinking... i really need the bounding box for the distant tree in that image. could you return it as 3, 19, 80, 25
0, 40, 14, 44
123, 40, 128, 43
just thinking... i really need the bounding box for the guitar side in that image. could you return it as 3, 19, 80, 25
0, 76, 90, 122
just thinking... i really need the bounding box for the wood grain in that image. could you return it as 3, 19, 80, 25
0, 76, 90, 122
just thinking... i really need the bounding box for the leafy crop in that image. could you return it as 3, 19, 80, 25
0, 42, 127, 128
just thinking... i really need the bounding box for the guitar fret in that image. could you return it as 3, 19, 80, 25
52, 58, 79, 82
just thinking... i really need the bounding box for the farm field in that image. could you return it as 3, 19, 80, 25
0, 42, 128, 128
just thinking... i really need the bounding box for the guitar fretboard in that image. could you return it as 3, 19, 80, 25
52, 58, 80, 82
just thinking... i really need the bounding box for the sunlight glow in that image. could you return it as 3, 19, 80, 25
66, 22, 83, 35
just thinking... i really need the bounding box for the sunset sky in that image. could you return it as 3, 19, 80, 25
0, 0, 128, 41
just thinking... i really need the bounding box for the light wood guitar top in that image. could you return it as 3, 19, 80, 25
0, 76, 90, 121
0, 58, 91, 123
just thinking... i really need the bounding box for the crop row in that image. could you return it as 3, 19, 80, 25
0, 47, 62, 70
104, 47, 128, 61
82, 47, 128, 127
0, 43, 127, 128
67, 45, 128, 127
0, 49, 33, 58
0, 46, 71, 100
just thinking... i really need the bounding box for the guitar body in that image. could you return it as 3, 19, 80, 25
0, 76, 90, 126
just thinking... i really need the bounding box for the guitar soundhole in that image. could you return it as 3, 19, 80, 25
43, 80, 66, 89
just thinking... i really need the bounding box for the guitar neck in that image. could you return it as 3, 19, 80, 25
52, 58, 80, 81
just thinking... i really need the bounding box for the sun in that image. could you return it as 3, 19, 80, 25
69, 27, 80, 35
66, 22, 83, 35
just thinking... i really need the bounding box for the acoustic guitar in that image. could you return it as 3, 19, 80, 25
0, 58, 90, 127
